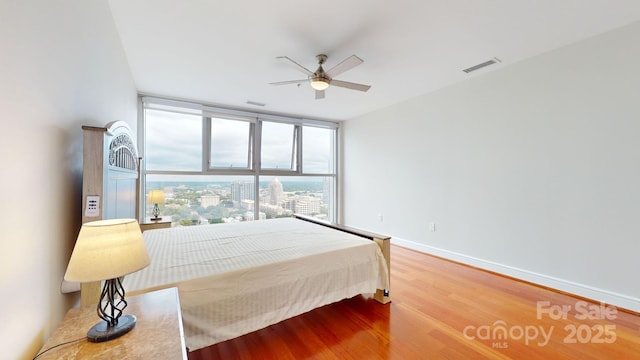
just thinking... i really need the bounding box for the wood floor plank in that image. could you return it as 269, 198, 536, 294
188, 245, 640, 359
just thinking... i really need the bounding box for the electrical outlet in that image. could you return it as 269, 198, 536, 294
429, 222, 436, 232
378, 213, 383, 222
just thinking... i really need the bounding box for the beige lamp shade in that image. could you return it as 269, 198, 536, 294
64, 219, 150, 282
147, 190, 165, 204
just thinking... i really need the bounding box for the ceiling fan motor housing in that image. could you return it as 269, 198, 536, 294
316, 54, 327, 64
312, 54, 330, 90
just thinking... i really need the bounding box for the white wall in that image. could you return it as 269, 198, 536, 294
343, 21, 640, 312
0, 1, 137, 359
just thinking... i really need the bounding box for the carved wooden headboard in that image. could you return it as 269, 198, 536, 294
62, 121, 141, 298
107, 122, 138, 171
81, 120, 140, 224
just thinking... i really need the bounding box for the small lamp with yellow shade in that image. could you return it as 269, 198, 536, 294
147, 190, 165, 220
64, 219, 150, 342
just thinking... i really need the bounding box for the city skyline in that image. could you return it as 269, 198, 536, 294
146, 177, 332, 225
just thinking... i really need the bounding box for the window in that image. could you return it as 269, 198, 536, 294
146, 174, 256, 224
145, 109, 202, 171
209, 117, 254, 169
260, 122, 297, 171
260, 176, 334, 221
303, 126, 335, 174
141, 97, 338, 225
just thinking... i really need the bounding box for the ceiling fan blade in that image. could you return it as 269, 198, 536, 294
315, 90, 325, 100
276, 56, 314, 76
326, 55, 363, 78
330, 79, 371, 92
269, 79, 308, 86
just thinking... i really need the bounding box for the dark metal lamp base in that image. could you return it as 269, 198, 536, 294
87, 314, 137, 343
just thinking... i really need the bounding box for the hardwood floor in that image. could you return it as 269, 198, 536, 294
189, 245, 640, 359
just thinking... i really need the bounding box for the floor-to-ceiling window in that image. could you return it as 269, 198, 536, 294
141, 97, 338, 225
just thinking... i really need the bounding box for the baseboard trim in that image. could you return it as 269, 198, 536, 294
392, 237, 640, 313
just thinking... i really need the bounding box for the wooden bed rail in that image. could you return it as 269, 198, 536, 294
293, 214, 391, 304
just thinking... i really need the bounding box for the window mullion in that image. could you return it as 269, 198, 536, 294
254, 121, 261, 172
295, 125, 302, 173
253, 121, 261, 221
203, 116, 211, 172
290, 125, 297, 172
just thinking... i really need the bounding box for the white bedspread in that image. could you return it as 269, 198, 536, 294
123, 217, 389, 351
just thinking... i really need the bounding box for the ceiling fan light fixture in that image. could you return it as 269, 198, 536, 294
273, 54, 369, 99
310, 78, 329, 91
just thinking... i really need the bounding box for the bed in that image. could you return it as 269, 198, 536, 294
73, 121, 391, 351
121, 215, 391, 351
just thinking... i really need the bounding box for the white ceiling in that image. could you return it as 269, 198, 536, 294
108, 0, 640, 121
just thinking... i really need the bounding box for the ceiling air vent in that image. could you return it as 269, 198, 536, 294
246, 100, 266, 107
462, 57, 501, 74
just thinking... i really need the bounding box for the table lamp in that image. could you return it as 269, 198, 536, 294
147, 190, 165, 220
64, 219, 150, 342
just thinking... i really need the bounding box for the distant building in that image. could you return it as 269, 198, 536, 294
260, 203, 293, 218
295, 196, 321, 215
268, 178, 284, 205
241, 199, 255, 210
281, 199, 296, 212
323, 177, 332, 205
231, 181, 254, 202
200, 195, 220, 208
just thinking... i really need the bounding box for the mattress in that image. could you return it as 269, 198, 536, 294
123, 217, 389, 351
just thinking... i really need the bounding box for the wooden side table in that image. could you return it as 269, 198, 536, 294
140, 216, 172, 232
35, 287, 187, 359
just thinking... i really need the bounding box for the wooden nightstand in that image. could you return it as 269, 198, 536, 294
140, 216, 172, 232
36, 287, 187, 359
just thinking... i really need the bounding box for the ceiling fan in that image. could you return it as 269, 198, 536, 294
270, 54, 371, 99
